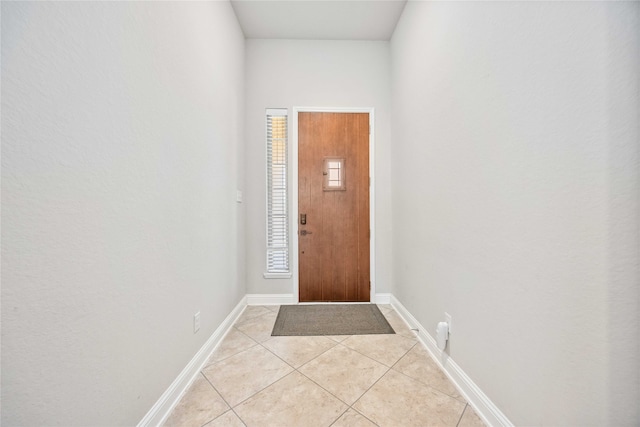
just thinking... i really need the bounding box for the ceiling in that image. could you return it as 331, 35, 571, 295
230, 0, 408, 41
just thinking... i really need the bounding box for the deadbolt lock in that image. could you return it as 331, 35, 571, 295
300, 214, 307, 225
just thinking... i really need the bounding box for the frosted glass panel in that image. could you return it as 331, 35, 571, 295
323, 158, 346, 191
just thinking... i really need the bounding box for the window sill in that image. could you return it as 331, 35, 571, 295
263, 272, 292, 279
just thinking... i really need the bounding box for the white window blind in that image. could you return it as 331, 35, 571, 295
266, 109, 289, 273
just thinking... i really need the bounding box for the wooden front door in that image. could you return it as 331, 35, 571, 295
298, 112, 370, 302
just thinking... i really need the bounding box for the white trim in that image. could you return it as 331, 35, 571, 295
291, 107, 376, 303
390, 295, 514, 427
137, 297, 247, 427
246, 293, 296, 305
266, 108, 287, 116
297, 301, 371, 305
263, 272, 292, 279
373, 293, 392, 304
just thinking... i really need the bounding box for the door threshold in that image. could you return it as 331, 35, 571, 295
297, 301, 373, 305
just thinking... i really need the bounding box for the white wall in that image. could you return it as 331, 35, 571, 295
244, 39, 392, 297
1, 2, 245, 425
391, 1, 639, 426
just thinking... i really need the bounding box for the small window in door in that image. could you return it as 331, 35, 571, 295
323, 157, 346, 191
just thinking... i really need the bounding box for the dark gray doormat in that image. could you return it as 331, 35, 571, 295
272, 304, 395, 336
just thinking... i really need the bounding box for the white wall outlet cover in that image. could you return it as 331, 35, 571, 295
236, 190, 243, 203
436, 322, 449, 350
445, 312, 452, 334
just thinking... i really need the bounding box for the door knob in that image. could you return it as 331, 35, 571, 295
300, 230, 312, 236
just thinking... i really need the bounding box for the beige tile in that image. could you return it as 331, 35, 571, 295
264, 305, 280, 312
234, 311, 278, 343
204, 410, 246, 427
163, 373, 229, 427
234, 371, 348, 427
332, 409, 377, 427
299, 345, 388, 405
326, 335, 351, 342
203, 411, 245, 427
235, 306, 273, 326
205, 329, 257, 366
202, 345, 292, 407
376, 304, 393, 315
458, 405, 486, 427
342, 334, 416, 367
262, 336, 337, 368
393, 344, 464, 401
353, 370, 465, 427
383, 310, 417, 339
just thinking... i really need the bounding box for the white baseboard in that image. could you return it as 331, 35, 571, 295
137, 296, 247, 427
374, 293, 392, 304
246, 293, 296, 305
390, 295, 513, 427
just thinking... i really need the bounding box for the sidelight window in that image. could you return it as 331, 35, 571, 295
265, 109, 290, 275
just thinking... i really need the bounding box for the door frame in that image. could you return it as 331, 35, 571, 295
291, 107, 376, 303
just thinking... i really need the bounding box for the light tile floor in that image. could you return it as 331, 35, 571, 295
163, 305, 486, 427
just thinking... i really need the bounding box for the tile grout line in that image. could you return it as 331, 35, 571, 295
344, 364, 391, 427
339, 335, 418, 369
384, 343, 467, 427
215, 329, 349, 412
286, 343, 354, 408
199, 372, 246, 427
326, 407, 352, 427
390, 363, 468, 405
349, 406, 381, 427
293, 368, 353, 418
226, 305, 295, 413
233, 307, 275, 326
201, 409, 247, 427
234, 312, 279, 336
201, 327, 260, 368
229, 369, 299, 409
275, 308, 420, 425
335, 323, 419, 426
263, 335, 341, 370
335, 340, 396, 368
216, 346, 297, 409
329, 336, 418, 426
199, 309, 302, 419
259, 335, 390, 424
456, 404, 470, 427
389, 343, 469, 402
200, 315, 291, 426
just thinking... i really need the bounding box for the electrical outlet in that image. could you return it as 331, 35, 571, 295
445, 312, 452, 334
194, 312, 201, 334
